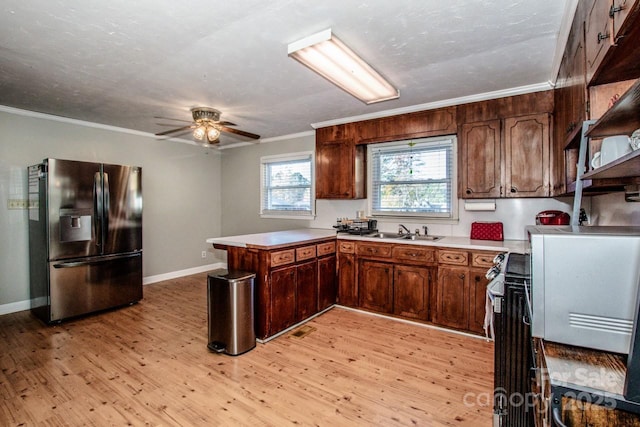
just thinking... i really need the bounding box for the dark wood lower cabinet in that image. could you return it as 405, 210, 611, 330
358, 260, 393, 313
393, 265, 431, 321
337, 253, 357, 307
434, 266, 470, 330
317, 255, 337, 311
295, 260, 317, 322
270, 266, 297, 334
469, 268, 490, 334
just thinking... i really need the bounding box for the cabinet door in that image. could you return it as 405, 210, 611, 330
585, 0, 614, 83
270, 266, 297, 334
315, 124, 365, 199
504, 113, 550, 197
460, 120, 502, 198
318, 255, 337, 311
358, 260, 393, 313
434, 266, 470, 330
393, 265, 431, 320
611, 0, 638, 38
337, 253, 357, 307
469, 268, 491, 335
296, 260, 318, 323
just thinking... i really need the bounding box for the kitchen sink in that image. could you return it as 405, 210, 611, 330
366, 232, 442, 242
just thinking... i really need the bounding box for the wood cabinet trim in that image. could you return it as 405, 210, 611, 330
356, 242, 392, 258
317, 241, 336, 256
471, 252, 497, 268
338, 241, 355, 253
437, 250, 469, 266
295, 245, 317, 262
270, 249, 295, 267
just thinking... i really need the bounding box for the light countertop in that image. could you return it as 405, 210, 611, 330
207, 228, 526, 253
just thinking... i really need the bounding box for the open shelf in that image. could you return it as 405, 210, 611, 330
586, 79, 640, 138
581, 149, 640, 180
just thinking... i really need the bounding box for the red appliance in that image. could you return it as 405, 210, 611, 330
536, 210, 570, 225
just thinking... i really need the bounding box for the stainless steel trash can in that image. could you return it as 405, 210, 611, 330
207, 269, 256, 356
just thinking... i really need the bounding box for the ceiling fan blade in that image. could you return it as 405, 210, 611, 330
218, 125, 260, 140
154, 116, 192, 123
217, 120, 237, 126
155, 124, 194, 136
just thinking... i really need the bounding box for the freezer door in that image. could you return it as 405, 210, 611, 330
47, 159, 102, 260
102, 163, 142, 254
48, 252, 143, 322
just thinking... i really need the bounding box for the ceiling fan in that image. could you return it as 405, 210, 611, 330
155, 107, 260, 145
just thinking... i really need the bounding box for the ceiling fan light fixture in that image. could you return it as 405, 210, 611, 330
193, 125, 207, 140
206, 126, 220, 142
288, 28, 399, 104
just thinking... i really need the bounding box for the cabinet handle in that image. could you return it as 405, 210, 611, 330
465, 189, 472, 195
458, 274, 465, 279
610, 4, 623, 17
510, 187, 517, 193
597, 32, 610, 44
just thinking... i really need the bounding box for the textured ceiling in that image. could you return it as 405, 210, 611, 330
0, 0, 570, 147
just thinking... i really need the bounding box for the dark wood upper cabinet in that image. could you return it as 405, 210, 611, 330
356, 107, 457, 144
504, 113, 551, 197
459, 120, 502, 198
315, 123, 366, 199
585, 0, 614, 84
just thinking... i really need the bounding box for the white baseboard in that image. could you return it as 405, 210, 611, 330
143, 262, 227, 285
0, 262, 228, 316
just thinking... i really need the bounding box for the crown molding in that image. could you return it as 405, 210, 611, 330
311, 81, 553, 129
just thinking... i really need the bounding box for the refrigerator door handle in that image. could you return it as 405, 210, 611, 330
94, 171, 102, 248
52, 252, 141, 268
103, 171, 110, 242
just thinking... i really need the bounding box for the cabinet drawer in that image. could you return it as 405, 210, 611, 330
296, 245, 317, 261
271, 249, 295, 267
317, 241, 336, 256
338, 241, 355, 254
392, 245, 435, 263
356, 242, 392, 258
471, 252, 498, 268
438, 250, 469, 266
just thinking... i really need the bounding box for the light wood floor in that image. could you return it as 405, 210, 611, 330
0, 273, 495, 426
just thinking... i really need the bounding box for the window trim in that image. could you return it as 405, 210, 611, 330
366, 135, 459, 221
259, 151, 316, 219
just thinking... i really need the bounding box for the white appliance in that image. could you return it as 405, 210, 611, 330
526, 225, 640, 354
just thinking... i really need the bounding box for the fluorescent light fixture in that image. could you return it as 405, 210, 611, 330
288, 29, 399, 104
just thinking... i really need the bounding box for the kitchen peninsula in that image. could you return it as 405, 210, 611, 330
207, 229, 525, 341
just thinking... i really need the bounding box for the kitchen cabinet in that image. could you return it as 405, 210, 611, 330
221, 237, 337, 340
317, 241, 337, 311
585, 0, 640, 85
355, 107, 457, 145
270, 266, 297, 333
393, 265, 431, 321
433, 249, 498, 333
315, 123, 366, 199
337, 241, 357, 307
434, 265, 470, 330
459, 120, 502, 198
504, 113, 551, 197
295, 260, 318, 322
358, 260, 394, 313
458, 92, 554, 199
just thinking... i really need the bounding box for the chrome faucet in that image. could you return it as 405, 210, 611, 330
398, 224, 411, 235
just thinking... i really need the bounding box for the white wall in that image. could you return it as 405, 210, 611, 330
220, 133, 574, 240
0, 108, 224, 310
590, 192, 640, 225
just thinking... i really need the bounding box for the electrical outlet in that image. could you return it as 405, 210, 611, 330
201, 251, 207, 259
8, 199, 28, 209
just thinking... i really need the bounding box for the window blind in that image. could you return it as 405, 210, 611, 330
261, 153, 313, 216
370, 137, 454, 217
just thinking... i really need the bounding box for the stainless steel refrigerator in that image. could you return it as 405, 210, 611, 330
28, 158, 143, 323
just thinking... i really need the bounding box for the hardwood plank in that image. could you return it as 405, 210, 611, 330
0, 272, 494, 426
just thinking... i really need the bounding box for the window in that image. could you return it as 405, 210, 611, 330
369, 136, 457, 219
260, 152, 315, 218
